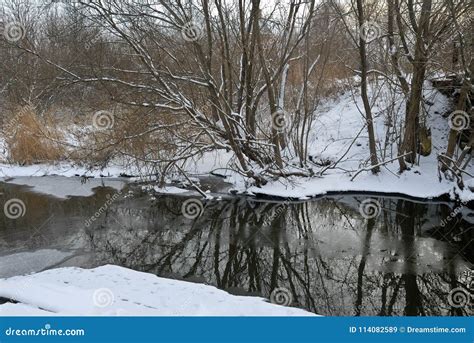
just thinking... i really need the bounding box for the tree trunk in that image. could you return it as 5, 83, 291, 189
356, 0, 379, 173
399, 0, 432, 171
387, 0, 410, 96
442, 58, 473, 171
255, 7, 283, 168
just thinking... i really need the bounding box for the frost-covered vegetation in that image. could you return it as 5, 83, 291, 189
0, 0, 472, 199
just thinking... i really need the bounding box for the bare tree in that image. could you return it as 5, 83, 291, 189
355, 0, 380, 173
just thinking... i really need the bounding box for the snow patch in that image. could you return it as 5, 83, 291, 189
4, 176, 125, 199
0, 265, 316, 316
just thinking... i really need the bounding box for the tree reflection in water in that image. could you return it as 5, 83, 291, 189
84, 195, 473, 316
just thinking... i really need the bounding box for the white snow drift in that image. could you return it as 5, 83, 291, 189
0, 265, 315, 316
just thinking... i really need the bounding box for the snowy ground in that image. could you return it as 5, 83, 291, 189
3, 176, 125, 199
0, 80, 471, 202
0, 161, 126, 179
0, 265, 314, 316
245, 81, 473, 202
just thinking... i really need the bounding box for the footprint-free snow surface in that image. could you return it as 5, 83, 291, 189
4, 176, 125, 199
0, 265, 314, 316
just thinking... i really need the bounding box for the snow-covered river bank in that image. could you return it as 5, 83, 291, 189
1, 265, 313, 316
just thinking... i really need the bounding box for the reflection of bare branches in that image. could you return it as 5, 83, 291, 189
355, 218, 375, 316
82, 195, 472, 316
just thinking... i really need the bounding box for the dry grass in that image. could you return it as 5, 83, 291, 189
69, 108, 183, 169
3, 106, 65, 165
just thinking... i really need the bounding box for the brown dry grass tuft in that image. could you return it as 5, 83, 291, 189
70, 108, 183, 169
3, 106, 65, 165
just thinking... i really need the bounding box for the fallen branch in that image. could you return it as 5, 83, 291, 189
439, 154, 473, 178
438, 157, 464, 188
350, 152, 412, 181
456, 146, 472, 168
174, 163, 211, 198
319, 124, 366, 176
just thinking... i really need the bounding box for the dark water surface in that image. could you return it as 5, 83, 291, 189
1, 180, 473, 316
